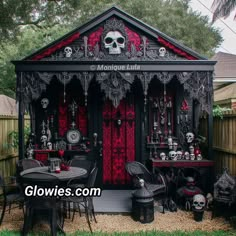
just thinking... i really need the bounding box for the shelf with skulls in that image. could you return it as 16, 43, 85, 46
147, 131, 203, 161
26, 97, 90, 159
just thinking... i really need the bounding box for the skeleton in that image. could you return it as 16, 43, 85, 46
104, 31, 125, 54
169, 150, 177, 161
41, 98, 49, 109
186, 132, 195, 143
176, 151, 183, 160
40, 135, 48, 149
173, 142, 178, 152
64, 47, 73, 57
192, 194, 206, 211
159, 47, 166, 57
184, 151, 190, 160
160, 152, 167, 160
190, 153, 195, 161
47, 142, 52, 150
168, 137, 173, 149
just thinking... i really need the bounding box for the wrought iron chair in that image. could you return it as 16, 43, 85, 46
0, 174, 24, 225
68, 158, 96, 183
20, 172, 62, 236
125, 161, 167, 212
63, 166, 98, 233
16, 159, 44, 182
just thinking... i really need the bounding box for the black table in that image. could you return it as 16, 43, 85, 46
20, 166, 87, 182
20, 166, 87, 235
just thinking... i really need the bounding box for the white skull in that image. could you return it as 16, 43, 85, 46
159, 47, 166, 57
192, 194, 206, 211
196, 153, 203, 160
47, 142, 52, 150
186, 132, 195, 143
64, 47, 72, 57
190, 153, 195, 160
40, 135, 47, 143
160, 152, 166, 160
104, 31, 125, 54
169, 151, 177, 161
189, 145, 194, 154
173, 142, 178, 152
176, 151, 183, 160
184, 151, 190, 160
41, 98, 49, 109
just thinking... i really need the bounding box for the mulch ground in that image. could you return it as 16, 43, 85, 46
0, 206, 233, 234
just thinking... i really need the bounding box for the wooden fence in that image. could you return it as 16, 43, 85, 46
200, 110, 236, 176
0, 115, 30, 178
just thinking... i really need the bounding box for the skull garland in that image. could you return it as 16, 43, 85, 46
104, 31, 125, 54
192, 194, 206, 212
41, 98, 49, 109
186, 132, 195, 144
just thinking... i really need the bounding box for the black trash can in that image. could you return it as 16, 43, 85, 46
132, 179, 154, 223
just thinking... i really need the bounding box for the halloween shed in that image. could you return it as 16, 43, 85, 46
12, 6, 215, 188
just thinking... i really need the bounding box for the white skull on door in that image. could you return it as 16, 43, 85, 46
104, 31, 125, 54
41, 98, 49, 109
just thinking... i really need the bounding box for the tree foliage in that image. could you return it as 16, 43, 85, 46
0, 0, 223, 97
211, 0, 236, 23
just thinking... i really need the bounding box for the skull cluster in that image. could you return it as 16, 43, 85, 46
104, 31, 125, 54
192, 194, 206, 212
41, 98, 49, 109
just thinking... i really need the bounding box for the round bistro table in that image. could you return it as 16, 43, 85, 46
20, 166, 87, 236
20, 166, 87, 182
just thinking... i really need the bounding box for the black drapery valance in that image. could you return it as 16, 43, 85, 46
17, 70, 213, 114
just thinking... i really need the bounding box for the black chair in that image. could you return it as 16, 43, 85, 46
63, 166, 98, 233
20, 172, 62, 236
0, 174, 24, 226
125, 161, 167, 212
16, 159, 44, 183
69, 159, 96, 183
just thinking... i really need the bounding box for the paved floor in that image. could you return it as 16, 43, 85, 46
93, 190, 133, 213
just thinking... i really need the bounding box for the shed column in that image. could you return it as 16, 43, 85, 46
18, 72, 25, 160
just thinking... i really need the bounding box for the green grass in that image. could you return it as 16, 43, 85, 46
0, 230, 235, 236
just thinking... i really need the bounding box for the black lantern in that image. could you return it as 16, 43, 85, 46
132, 179, 154, 223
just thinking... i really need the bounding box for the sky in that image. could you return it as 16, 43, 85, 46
189, 0, 236, 55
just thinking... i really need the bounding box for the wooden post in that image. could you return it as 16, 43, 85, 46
207, 72, 213, 160
18, 72, 25, 160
